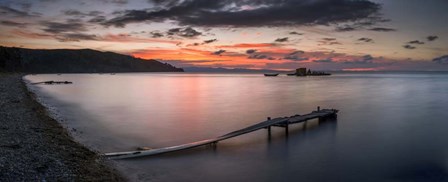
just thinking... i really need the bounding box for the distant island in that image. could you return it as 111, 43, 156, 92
0, 46, 183, 73
287, 68, 331, 76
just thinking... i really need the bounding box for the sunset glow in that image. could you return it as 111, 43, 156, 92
1, 0, 447, 71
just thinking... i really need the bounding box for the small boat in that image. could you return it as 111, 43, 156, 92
264, 73, 279, 77
286, 73, 296, 76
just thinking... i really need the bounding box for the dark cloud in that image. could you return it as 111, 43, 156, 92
247, 54, 275, 60
40, 21, 87, 33
88, 16, 106, 23
369, 27, 396, 32
167, 27, 202, 38
150, 31, 164, 38
56, 33, 98, 42
203, 39, 217, 44
314, 59, 333, 63
335, 26, 356, 32
100, 0, 128, 4
344, 55, 373, 64
322, 38, 336, 41
37, 20, 97, 42
427, 36, 439, 41
358, 37, 373, 43
408, 40, 424, 45
0, 20, 27, 27
289, 31, 303, 35
0, 5, 34, 17
62, 10, 103, 17
319, 38, 341, 45
433, 55, 448, 64
248, 54, 268, 59
403, 45, 416, 50
63, 9, 83, 16
275, 37, 289, 42
104, 0, 382, 28
246, 49, 257, 54
283, 51, 307, 61
212, 49, 226, 55
334, 17, 389, 32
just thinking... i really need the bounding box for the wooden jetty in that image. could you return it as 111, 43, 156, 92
104, 107, 338, 159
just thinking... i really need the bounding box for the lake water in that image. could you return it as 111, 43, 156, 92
24, 73, 448, 182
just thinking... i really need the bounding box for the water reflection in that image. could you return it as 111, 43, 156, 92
24, 73, 448, 182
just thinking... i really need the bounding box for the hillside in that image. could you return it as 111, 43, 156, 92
0, 47, 183, 73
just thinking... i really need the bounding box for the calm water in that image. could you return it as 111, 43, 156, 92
24, 73, 448, 182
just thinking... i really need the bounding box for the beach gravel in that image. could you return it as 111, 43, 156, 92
0, 73, 124, 181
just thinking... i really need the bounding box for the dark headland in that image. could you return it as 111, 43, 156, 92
0, 46, 183, 73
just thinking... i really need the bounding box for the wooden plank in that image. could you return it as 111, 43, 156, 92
104, 109, 338, 159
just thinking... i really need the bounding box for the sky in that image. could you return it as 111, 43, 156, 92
0, 0, 447, 71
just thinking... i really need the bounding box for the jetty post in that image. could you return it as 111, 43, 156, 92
266, 117, 272, 138
317, 106, 322, 123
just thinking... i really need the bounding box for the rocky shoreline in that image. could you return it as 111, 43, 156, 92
0, 73, 124, 181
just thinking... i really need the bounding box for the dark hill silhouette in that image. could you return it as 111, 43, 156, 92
0, 46, 183, 73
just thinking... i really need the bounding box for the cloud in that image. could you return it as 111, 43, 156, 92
62, 10, 103, 17
167, 27, 202, 38
188, 38, 218, 46
12, 28, 97, 42
104, 0, 381, 28
335, 26, 356, 32
55, 33, 98, 42
88, 16, 107, 23
40, 21, 87, 33
100, 0, 128, 4
427, 36, 439, 41
246, 49, 257, 54
0, 20, 27, 27
322, 38, 336, 41
11, 29, 53, 39
217, 43, 278, 49
0, 6, 34, 17
368, 27, 396, 32
314, 59, 333, 63
203, 39, 217, 44
100, 33, 179, 44
408, 40, 424, 45
150, 31, 164, 38
344, 54, 373, 64
319, 38, 341, 45
212, 49, 226, 55
248, 54, 268, 59
358, 37, 373, 43
289, 31, 303, 35
283, 50, 307, 61
433, 55, 448, 64
403, 45, 416, 50
275, 37, 289, 42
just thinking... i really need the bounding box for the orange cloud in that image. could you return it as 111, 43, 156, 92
101, 34, 179, 44
131, 47, 287, 69
217, 43, 278, 48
